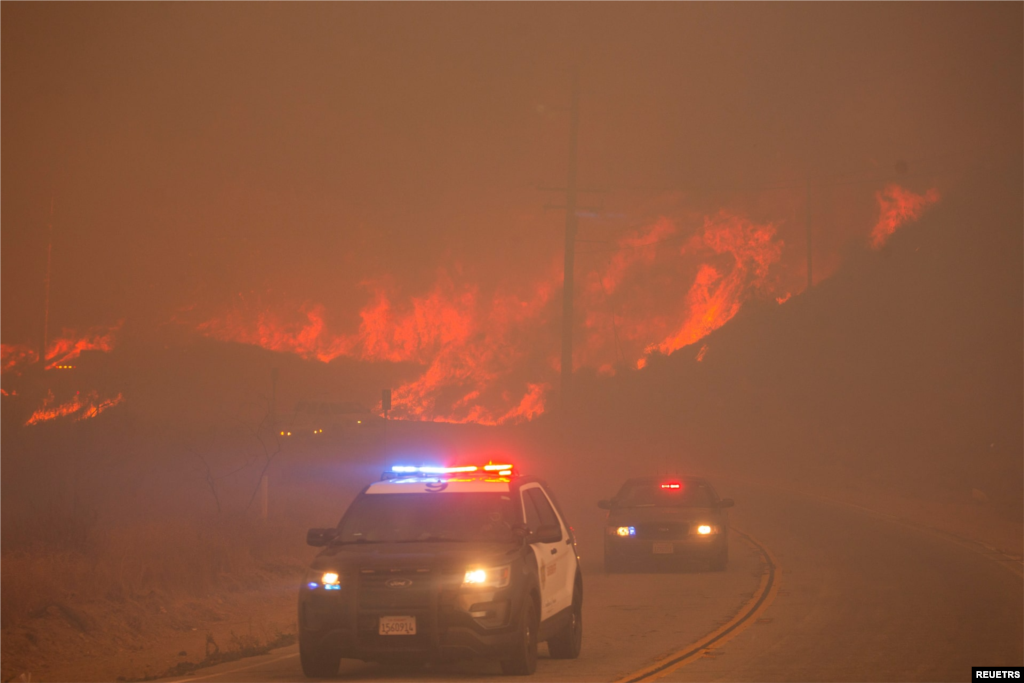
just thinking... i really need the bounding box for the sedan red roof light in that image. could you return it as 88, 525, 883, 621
661, 482, 681, 489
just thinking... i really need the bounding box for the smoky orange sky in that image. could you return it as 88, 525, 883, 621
3, 3, 1021, 421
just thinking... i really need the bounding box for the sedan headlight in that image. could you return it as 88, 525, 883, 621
695, 524, 719, 535
462, 564, 511, 589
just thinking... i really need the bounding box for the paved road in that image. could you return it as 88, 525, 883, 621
162, 483, 1022, 682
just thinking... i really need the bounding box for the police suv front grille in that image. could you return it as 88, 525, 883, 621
356, 567, 438, 651
358, 568, 435, 609
633, 522, 687, 540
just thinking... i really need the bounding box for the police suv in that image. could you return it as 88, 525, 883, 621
299, 463, 583, 677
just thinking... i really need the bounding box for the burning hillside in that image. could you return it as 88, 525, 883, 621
1, 323, 121, 376
1, 324, 124, 425
23, 389, 124, 426
195, 184, 938, 424
0, 185, 939, 428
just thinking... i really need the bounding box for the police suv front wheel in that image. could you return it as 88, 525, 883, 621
299, 637, 340, 678
501, 598, 539, 675
547, 580, 582, 659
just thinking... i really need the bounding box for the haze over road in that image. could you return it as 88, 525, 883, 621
160, 481, 1023, 683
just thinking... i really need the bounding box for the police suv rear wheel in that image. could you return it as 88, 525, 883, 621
501, 598, 538, 675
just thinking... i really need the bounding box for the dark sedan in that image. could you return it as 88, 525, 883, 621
599, 476, 734, 572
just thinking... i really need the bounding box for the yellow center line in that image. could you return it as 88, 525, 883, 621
613, 528, 781, 683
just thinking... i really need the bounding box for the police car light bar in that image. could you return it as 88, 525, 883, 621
391, 465, 478, 474
661, 482, 681, 489
384, 463, 515, 479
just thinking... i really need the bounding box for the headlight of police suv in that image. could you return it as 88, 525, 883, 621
462, 564, 511, 589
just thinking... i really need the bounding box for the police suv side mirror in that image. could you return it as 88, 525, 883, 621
530, 524, 563, 544
597, 500, 613, 510
307, 528, 338, 547
718, 498, 735, 509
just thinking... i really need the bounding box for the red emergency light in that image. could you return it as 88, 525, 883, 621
660, 482, 681, 489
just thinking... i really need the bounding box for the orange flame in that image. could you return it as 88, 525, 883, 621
44, 323, 122, 369
24, 390, 124, 426
870, 185, 940, 249
197, 183, 941, 423
643, 212, 783, 359
1, 344, 38, 375
200, 272, 555, 423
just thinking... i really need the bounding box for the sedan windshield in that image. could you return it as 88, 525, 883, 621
337, 493, 518, 544
615, 480, 714, 508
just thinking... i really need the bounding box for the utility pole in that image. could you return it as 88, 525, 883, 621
805, 178, 813, 290
42, 197, 54, 358
270, 367, 279, 428
560, 69, 580, 409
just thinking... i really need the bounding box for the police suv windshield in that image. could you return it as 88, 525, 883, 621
337, 493, 519, 544
614, 480, 715, 508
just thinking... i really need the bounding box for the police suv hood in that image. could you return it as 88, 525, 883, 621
607, 505, 724, 525
311, 541, 520, 572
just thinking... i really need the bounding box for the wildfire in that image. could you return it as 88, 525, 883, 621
200, 273, 555, 424
24, 390, 124, 426
570, 209, 788, 377
1, 344, 38, 375
196, 183, 940, 424
0, 323, 121, 375
44, 323, 122, 369
870, 185, 940, 249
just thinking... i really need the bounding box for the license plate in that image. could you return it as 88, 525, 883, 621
379, 616, 416, 635
652, 542, 675, 554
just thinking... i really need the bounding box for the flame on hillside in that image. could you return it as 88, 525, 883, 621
198, 184, 938, 423
200, 273, 556, 425
24, 390, 124, 426
44, 324, 122, 369
1, 344, 39, 376
870, 185, 940, 249
1, 323, 122, 375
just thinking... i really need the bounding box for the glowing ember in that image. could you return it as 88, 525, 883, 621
696, 344, 709, 362
870, 185, 940, 250
24, 390, 125, 426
